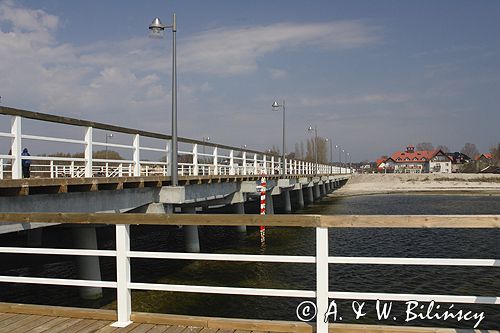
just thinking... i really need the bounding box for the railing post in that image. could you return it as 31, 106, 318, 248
70, 161, 75, 178
133, 134, 140, 176
263, 155, 268, 175
192, 144, 198, 176
270, 156, 274, 175
0, 158, 3, 180
242, 151, 247, 175
316, 227, 329, 333
165, 140, 171, 176
113, 224, 132, 327
10, 116, 22, 179
253, 153, 258, 175
50, 161, 54, 178
213, 147, 218, 176
229, 149, 235, 175
119, 163, 123, 177
84, 127, 93, 178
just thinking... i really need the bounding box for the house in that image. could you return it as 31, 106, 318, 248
376, 156, 395, 173
475, 153, 493, 162
446, 152, 472, 173
388, 145, 452, 174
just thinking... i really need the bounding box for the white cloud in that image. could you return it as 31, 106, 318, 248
179, 21, 379, 76
268, 68, 288, 79
299, 93, 412, 107
0, 1, 380, 134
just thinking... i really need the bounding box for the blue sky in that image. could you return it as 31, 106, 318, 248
1, 0, 499, 161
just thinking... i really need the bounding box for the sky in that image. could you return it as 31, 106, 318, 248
0, 0, 499, 161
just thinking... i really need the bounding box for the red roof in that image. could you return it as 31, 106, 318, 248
475, 153, 493, 161
390, 149, 449, 163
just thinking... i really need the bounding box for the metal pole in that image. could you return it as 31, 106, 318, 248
282, 100, 286, 177
329, 139, 333, 174
171, 13, 178, 186
338, 146, 342, 174
314, 126, 318, 175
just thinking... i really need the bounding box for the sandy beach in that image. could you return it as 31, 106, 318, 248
332, 173, 500, 197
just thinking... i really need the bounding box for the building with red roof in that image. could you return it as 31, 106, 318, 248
380, 145, 452, 173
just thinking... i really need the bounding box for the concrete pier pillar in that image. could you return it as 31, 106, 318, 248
146, 202, 168, 214
295, 188, 305, 209
282, 190, 291, 213
305, 186, 314, 205
27, 228, 43, 247
182, 206, 200, 253
313, 183, 321, 201
72, 226, 103, 300
233, 202, 247, 233
325, 181, 331, 193
319, 183, 326, 197
265, 192, 274, 214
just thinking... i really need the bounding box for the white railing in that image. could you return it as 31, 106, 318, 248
0, 107, 352, 180
0, 214, 497, 331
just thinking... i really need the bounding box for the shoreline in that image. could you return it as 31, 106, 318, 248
331, 173, 500, 198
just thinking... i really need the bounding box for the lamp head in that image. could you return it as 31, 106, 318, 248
307, 126, 313, 132
271, 101, 280, 111
149, 17, 166, 38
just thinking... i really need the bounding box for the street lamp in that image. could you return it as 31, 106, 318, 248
336, 145, 341, 174
105, 133, 113, 159
272, 100, 286, 176
342, 149, 346, 173
149, 14, 178, 186
326, 138, 333, 174
202, 136, 210, 154
307, 125, 318, 175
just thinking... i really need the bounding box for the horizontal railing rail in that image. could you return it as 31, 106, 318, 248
1, 106, 351, 180
0, 214, 498, 331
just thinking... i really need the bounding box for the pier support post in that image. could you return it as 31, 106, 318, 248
296, 188, 305, 209
72, 226, 103, 300
182, 206, 200, 253
233, 202, 247, 233
282, 190, 291, 213
304, 186, 314, 205
265, 192, 274, 214
319, 183, 326, 197
313, 183, 321, 201
27, 228, 43, 247
325, 181, 331, 193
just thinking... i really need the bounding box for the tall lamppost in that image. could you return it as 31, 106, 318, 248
105, 133, 113, 159
149, 14, 178, 186
307, 125, 318, 175
202, 136, 210, 154
326, 138, 333, 174
342, 149, 346, 173
272, 100, 286, 176
336, 145, 341, 174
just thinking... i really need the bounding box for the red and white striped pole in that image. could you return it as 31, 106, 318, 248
260, 175, 266, 244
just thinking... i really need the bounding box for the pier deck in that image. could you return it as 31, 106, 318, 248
0, 312, 272, 333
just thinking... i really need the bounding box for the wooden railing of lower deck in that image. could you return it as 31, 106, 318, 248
0, 213, 498, 332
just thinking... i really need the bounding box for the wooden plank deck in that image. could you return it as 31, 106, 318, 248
0, 312, 271, 333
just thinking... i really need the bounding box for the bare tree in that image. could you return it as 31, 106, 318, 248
490, 142, 500, 161
460, 143, 479, 159
416, 142, 434, 151
436, 145, 450, 153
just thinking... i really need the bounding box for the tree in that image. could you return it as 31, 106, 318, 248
460, 143, 479, 159
436, 145, 450, 153
416, 142, 434, 151
490, 143, 500, 162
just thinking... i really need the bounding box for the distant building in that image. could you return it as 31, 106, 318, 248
377, 145, 452, 174
475, 153, 493, 162
446, 152, 472, 173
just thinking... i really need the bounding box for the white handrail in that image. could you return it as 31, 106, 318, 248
0, 221, 496, 331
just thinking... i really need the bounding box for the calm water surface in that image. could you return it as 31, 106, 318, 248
0, 194, 499, 329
